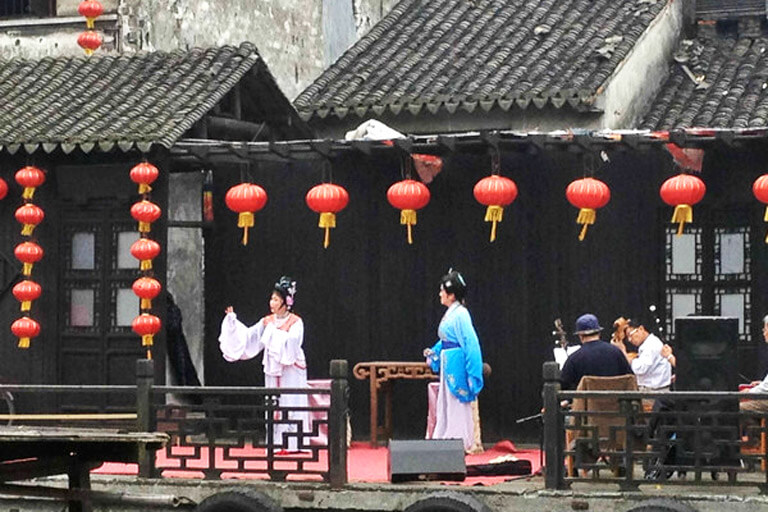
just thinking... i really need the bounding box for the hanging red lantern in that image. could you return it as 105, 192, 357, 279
306, 183, 349, 248
130, 238, 161, 270
132, 313, 161, 347
11, 316, 40, 349
660, 174, 706, 236
0, 177, 7, 200
473, 175, 518, 242
133, 277, 162, 310
14, 242, 43, 276
566, 177, 611, 241
15, 204, 44, 236
12, 280, 41, 312
225, 183, 268, 246
130, 162, 159, 195
78, 0, 103, 28
753, 174, 768, 243
77, 30, 102, 55
130, 200, 162, 233
15, 166, 45, 200
386, 179, 430, 244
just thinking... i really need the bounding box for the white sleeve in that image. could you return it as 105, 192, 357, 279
750, 374, 768, 394
280, 318, 305, 366
630, 343, 658, 376
218, 312, 265, 362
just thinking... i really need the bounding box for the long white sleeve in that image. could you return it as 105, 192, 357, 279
218, 312, 265, 362
279, 318, 305, 366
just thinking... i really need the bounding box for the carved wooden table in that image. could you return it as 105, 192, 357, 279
353, 361, 437, 446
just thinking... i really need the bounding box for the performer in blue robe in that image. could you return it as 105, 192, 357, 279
424, 269, 484, 452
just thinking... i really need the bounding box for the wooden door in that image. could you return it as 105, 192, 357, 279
58, 203, 144, 411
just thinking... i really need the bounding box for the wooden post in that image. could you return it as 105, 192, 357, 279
369, 364, 379, 446
136, 358, 155, 478
542, 361, 567, 490
329, 359, 349, 488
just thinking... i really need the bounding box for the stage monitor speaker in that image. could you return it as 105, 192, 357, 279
675, 316, 738, 392
674, 316, 740, 468
388, 439, 466, 483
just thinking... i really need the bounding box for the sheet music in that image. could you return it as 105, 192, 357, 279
553, 345, 580, 370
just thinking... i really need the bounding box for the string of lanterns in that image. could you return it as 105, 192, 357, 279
77, 0, 103, 56
753, 174, 768, 243
129, 162, 162, 359
11, 166, 46, 348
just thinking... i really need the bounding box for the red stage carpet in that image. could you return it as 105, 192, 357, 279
94, 440, 541, 486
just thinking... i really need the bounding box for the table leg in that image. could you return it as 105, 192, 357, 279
370, 371, 379, 447
67, 457, 92, 512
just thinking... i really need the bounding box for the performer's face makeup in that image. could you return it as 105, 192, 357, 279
269, 292, 286, 314
439, 288, 455, 307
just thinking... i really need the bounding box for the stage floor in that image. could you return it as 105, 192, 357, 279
95, 440, 542, 486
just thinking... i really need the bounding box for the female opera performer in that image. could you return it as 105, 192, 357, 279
218, 276, 309, 453
423, 269, 484, 452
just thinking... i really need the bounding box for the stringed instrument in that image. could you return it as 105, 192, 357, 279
611, 316, 637, 361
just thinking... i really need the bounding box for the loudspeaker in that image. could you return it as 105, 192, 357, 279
675, 316, 738, 392
674, 316, 740, 468
387, 439, 466, 483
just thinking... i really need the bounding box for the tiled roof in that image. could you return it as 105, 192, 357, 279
642, 22, 768, 129
0, 42, 301, 153
295, 0, 668, 121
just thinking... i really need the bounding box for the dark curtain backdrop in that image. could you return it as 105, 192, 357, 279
203, 143, 768, 443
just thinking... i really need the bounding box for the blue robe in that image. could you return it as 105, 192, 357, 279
427, 302, 484, 402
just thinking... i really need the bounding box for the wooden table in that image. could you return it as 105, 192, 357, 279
353, 361, 437, 446
0, 426, 168, 512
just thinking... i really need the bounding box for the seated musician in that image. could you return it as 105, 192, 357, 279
740, 315, 768, 416
612, 318, 672, 410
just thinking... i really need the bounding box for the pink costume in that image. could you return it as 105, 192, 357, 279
219, 311, 309, 451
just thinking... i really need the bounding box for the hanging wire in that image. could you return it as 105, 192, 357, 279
582, 152, 597, 177
490, 146, 501, 175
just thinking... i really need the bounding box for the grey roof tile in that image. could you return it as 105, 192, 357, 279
295, 0, 668, 120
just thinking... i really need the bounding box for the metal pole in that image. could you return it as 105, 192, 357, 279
136, 359, 155, 478
329, 359, 349, 488
542, 361, 567, 489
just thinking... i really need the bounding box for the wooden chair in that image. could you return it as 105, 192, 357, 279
566, 374, 639, 477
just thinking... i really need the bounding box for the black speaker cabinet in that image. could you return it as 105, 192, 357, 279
388, 439, 466, 483
675, 316, 738, 392
674, 316, 740, 468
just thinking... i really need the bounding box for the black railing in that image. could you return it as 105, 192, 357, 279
0, 359, 349, 488
542, 361, 768, 492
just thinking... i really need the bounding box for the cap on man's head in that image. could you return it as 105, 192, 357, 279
574, 313, 603, 335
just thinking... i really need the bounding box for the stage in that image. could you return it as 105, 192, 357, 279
95, 440, 542, 486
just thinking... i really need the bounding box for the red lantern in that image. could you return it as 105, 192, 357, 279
306, 183, 349, 248
473, 175, 518, 242
11, 316, 40, 349
12, 280, 41, 312
133, 277, 162, 310
130, 200, 162, 233
130, 162, 159, 195
132, 313, 161, 347
566, 178, 611, 241
386, 179, 430, 244
660, 174, 706, 236
15, 166, 45, 200
14, 242, 44, 276
78, 0, 103, 28
225, 183, 268, 245
77, 30, 102, 55
753, 174, 768, 243
0, 177, 7, 200
130, 238, 161, 270
15, 204, 44, 236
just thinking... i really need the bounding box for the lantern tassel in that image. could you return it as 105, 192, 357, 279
763, 205, 768, 223
318, 212, 336, 249
401, 209, 417, 245
138, 221, 151, 233
22, 187, 35, 200
140, 298, 152, 310
140, 259, 153, 271
485, 205, 504, 242
22, 263, 33, 276
147, 349, 152, 360
86, 17, 95, 29
17, 337, 30, 349
142, 334, 154, 346
20, 300, 31, 312
138, 183, 151, 194
20, 223, 35, 236
671, 204, 693, 236
576, 208, 596, 241
238, 212, 255, 246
